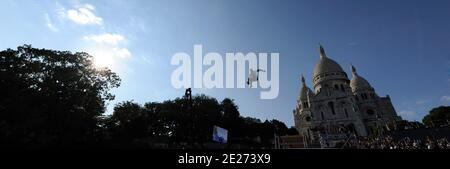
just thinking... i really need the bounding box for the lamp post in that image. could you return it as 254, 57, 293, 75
184, 88, 194, 146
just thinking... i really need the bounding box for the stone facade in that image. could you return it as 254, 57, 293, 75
294, 45, 401, 143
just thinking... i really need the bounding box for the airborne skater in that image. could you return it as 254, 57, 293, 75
247, 68, 266, 88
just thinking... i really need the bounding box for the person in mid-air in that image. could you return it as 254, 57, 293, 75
247, 68, 266, 88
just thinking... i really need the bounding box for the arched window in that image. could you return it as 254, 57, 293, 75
340, 84, 345, 92
328, 102, 335, 115
334, 84, 339, 90
321, 112, 324, 120
344, 108, 349, 118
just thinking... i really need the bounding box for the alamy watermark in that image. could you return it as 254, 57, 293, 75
171, 45, 279, 99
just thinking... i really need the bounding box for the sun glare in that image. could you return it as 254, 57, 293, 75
90, 49, 115, 69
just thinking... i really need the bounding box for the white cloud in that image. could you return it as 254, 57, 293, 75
83, 33, 131, 59
51, 3, 131, 70
83, 33, 125, 45
112, 47, 131, 59
63, 4, 102, 25
87, 47, 131, 69
441, 96, 450, 101
44, 13, 58, 31
89, 49, 114, 68
83, 33, 132, 69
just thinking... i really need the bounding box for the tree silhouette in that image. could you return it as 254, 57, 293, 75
0, 45, 120, 147
103, 95, 295, 148
423, 106, 450, 127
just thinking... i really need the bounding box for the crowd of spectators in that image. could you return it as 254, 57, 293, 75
344, 135, 450, 149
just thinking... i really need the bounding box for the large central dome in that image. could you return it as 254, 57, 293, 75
313, 46, 345, 78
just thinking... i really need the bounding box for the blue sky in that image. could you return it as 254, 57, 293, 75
1, 0, 449, 126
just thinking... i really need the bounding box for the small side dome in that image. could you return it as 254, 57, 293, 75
350, 65, 372, 92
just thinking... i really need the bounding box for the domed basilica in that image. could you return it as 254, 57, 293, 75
294, 45, 401, 144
